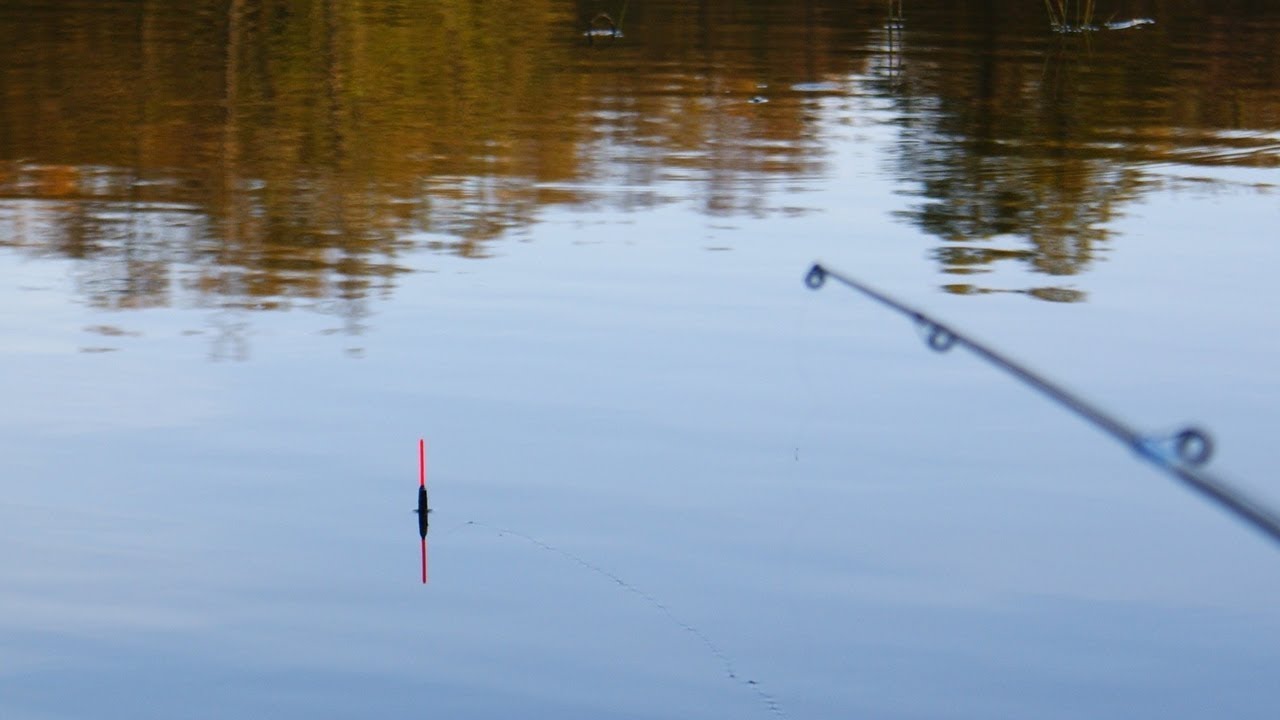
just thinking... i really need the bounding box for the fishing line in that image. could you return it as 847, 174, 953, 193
781, 297, 835, 551
788, 289, 819, 465
805, 262, 1280, 547
453, 520, 788, 719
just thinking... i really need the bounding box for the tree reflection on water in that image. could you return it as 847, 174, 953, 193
0, 0, 1276, 320
879, 2, 1278, 299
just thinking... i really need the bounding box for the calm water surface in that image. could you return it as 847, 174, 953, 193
2, 1, 1279, 718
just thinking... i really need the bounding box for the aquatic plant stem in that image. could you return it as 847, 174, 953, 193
1042, 0, 1063, 30
1042, 0, 1099, 32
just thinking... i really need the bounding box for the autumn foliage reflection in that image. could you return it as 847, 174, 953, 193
0, 0, 1277, 316
880, 1, 1280, 299
0, 0, 867, 317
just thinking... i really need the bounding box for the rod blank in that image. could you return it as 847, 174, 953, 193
805, 262, 1280, 547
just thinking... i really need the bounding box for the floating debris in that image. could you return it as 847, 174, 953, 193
83, 324, 141, 337
1104, 18, 1155, 31
583, 27, 623, 40
584, 10, 623, 43
1052, 17, 1155, 33
791, 81, 842, 93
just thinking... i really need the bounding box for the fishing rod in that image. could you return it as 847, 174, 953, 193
805, 262, 1280, 547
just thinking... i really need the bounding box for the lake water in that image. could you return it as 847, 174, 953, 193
2, 1, 1279, 718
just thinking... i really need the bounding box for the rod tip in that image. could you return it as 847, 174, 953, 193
805, 264, 827, 289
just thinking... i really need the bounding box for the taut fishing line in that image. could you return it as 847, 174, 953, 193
805, 262, 1280, 547
438, 520, 788, 718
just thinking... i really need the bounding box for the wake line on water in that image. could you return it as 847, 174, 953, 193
441, 519, 788, 719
